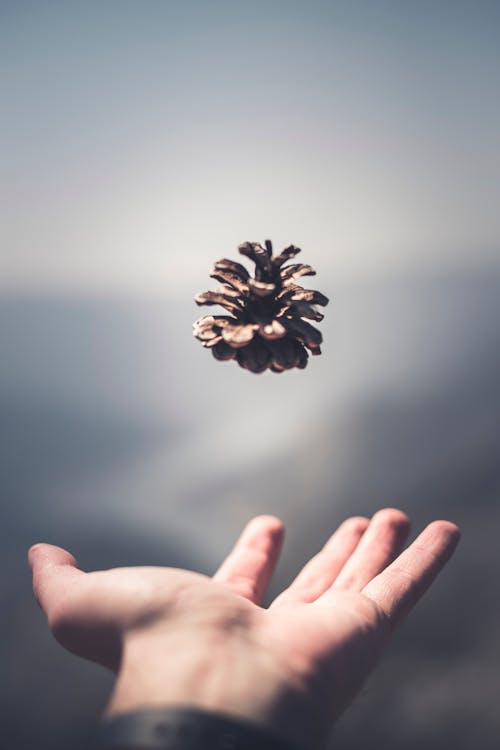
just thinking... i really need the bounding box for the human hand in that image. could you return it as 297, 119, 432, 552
29, 510, 459, 750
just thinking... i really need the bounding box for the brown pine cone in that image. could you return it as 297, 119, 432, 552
193, 240, 329, 373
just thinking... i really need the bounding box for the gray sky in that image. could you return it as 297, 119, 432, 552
2, 1, 499, 295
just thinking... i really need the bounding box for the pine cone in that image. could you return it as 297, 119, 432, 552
193, 240, 329, 373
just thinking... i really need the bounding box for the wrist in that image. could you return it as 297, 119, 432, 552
104, 630, 325, 750
95, 706, 302, 750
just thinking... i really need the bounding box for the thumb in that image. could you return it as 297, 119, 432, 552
28, 543, 83, 619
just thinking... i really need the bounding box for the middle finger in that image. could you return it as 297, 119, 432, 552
331, 508, 410, 592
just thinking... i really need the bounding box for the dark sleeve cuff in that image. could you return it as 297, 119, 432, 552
93, 706, 301, 750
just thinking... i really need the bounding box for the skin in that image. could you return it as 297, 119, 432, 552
29, 509, 460, 750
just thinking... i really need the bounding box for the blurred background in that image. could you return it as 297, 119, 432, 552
1, 1, 499, 748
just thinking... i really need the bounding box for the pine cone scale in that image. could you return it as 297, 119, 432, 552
221, 323, 257, 348
210, 270, 249, 296
248, 278, 276, 297
281, 263, 316, 282
214, 259, 250, 281
259, 320, 287, 340
272, 244, 301, 268
286, 300, 325, 322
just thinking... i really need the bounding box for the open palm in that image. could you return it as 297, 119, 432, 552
30, 509, 459, 749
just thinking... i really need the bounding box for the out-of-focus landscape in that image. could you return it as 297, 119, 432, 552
2, 3, 499, 749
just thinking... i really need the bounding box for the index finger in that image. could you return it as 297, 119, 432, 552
213, 515, 285, 605
362, 520, 460, 629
